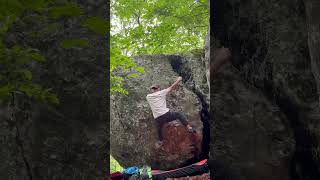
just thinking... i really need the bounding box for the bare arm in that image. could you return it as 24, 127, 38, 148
167, 76, 182, 93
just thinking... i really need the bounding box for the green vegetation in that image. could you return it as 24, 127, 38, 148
111, 0, 209, 54
0, 0, 57, 105
0, 2, 108, 176
0, 0, 109, 104
110, 0, 209, 94
0, 0, 209, 98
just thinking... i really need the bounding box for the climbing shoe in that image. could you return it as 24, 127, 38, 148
155, 141, 164, 149
187, 126, 196, 133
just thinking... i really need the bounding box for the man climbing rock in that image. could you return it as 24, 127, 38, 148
146, 76, 195, 148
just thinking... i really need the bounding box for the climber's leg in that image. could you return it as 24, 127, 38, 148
155, 112, 172, 141
155, 118, 165, 141
170, 112, 196, 133
155, 114, 172, 148
170, 112, 188, 126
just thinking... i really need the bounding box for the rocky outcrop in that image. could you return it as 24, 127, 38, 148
210, 0, 320, 180
211, 61, 294, 180
111, 54, 209, 170
0, 1, 107, 179
304, 0, 320, 106
204, 27, 210, 92
156, 122, 202, 166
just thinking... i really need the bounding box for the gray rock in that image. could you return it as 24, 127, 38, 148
211, 62, 294, 180
111, 54, 208, 170
210, 0, 320, 179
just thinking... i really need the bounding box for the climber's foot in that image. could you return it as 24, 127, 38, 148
187, 125, 196, 133
155, 141, 164, 149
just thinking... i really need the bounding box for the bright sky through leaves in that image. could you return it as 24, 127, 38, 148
111, 0, 209, 55
110, 0, 209, 94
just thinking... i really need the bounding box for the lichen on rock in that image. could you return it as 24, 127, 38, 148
111, 54, 209, 170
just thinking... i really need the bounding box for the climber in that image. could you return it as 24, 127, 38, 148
146, 76, 195, 148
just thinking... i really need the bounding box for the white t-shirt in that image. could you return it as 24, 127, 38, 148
146, 88, 170, 118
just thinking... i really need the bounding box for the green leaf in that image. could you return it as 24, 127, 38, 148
135, 66, 145, 73
19, 83, 33, 96
111, 86, 128, 95
30, 52, 46, 62
127, 73, 138, 78
21, 70, 32, 80
46, 93, 60, 105
82, 16, 109, 36
60, 39, 89, 49
49, 3, 83, 19
0, 84, 14, 97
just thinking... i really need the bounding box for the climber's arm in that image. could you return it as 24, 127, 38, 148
167, 76, 182, 93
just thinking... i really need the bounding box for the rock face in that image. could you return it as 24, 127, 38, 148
210, 62, 294, 180
0, 1, 107, 180
111, 54, 209, 170
304, 0, 320, 106
210, 0, 320, 180
157, 121, 202, 165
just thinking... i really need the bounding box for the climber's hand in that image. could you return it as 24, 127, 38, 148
168, 76, 182, 92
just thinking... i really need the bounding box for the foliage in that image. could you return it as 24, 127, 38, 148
1, 1, 107, 179
111, 0, 209, 55
0, 0, 111, 102
0, 45, 59, 104
110, 47, 145, 95
0, 0, 60, 105
49, 3, 83, 19
60, 39, 90, 49
110, 0, 208, 94
82, 17, 109, 36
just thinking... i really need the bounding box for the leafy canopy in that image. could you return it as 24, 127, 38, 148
111, 0, 208, 55
110, 0, 208, 94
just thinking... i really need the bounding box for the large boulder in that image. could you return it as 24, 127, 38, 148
211, 61, 294, 180
111, 54, 209, 170
210, 0, 320, 179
